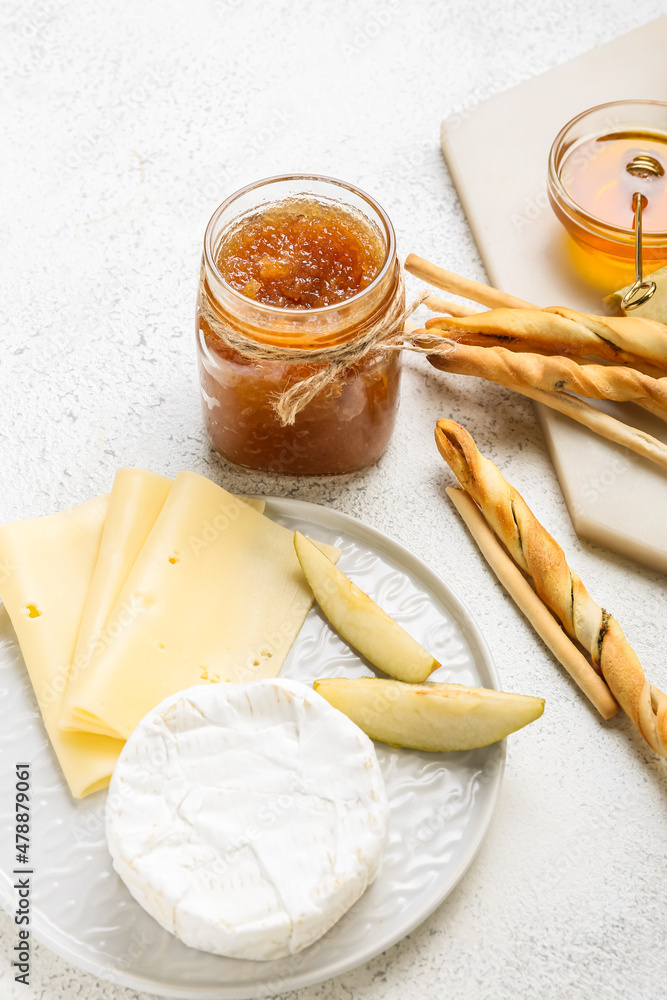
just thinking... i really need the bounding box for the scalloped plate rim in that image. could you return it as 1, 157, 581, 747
0, 495, 505, 999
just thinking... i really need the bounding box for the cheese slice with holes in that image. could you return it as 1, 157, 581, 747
66, 471, 338, 740
0, 496, 124, 797
60, 468, 172, 729
106, 678, 389, 960
61, 476, 267, 730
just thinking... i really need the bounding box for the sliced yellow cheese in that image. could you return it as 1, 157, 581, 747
60, 468, 172, 728
66, 471, 336, 740
61, 477, 263, 730
0, 497, 124, 797
239, 497, 266, 514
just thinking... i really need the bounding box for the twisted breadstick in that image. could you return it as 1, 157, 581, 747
425, 307, 667, 372
492, 384, 667, 469
424, 294, 479, 318
424, 337, 667, 410
446, 486, 619, 720
434, 419, 667, 757
405, 254, 534, 310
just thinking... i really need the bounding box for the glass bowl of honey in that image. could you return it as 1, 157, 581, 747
547, 100, 667, 290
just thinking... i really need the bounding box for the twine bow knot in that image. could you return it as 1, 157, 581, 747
197, 263, 446, 426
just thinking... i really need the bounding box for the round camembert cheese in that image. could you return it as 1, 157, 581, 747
106, 678, 390, 961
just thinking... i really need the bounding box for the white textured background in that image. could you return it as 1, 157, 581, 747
1, 1, 667, 998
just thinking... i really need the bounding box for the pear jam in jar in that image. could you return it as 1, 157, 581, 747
196, 175, 403, 475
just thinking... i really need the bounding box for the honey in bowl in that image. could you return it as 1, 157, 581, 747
562, 133, 667, 232
196, 176, 403, 476
548, 101, 667, 291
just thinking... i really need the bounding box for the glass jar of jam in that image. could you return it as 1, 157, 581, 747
196, 175, 403, 475
547, 100, 667, 291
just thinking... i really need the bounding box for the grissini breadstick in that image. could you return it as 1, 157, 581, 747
425, 307, 667, 372
490, 384, 667, 471
406, 256, 667, 460
446, 486, 619, 720
551, 307, 667, 369
577, 356, 667, 383
407, 252, 667, 370
405, 254, 534, 310
435, 419, 667, 757
410, 254, 667, 372
424, 294, 479, 318
423, 337, 667, 409
425, 310, 667, 378
408, 337, 667, 470
633, 398, 667, 424
407, 254, 667, 368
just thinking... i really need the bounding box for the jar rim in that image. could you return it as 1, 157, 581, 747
203, 173, 397, 317
547, 99, 667, 243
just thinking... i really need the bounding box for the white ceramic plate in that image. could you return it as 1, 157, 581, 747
0, 497, 504, 999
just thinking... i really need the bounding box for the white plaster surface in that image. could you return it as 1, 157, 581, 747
1, 1, 666, 998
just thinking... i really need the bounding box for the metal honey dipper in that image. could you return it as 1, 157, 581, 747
620, 153, 663, 311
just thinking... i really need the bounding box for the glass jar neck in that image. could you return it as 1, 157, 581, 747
200, 174, 399, 350
201, 256, 400, 349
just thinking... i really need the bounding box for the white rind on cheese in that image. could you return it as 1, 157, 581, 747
106, 678, 389, 961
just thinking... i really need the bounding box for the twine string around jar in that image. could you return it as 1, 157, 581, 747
198, 261, 454, 426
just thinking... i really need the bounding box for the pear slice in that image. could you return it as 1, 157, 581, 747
313, 677, 544, 751
294, 531, 439, 683
603, 264, 667, 320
